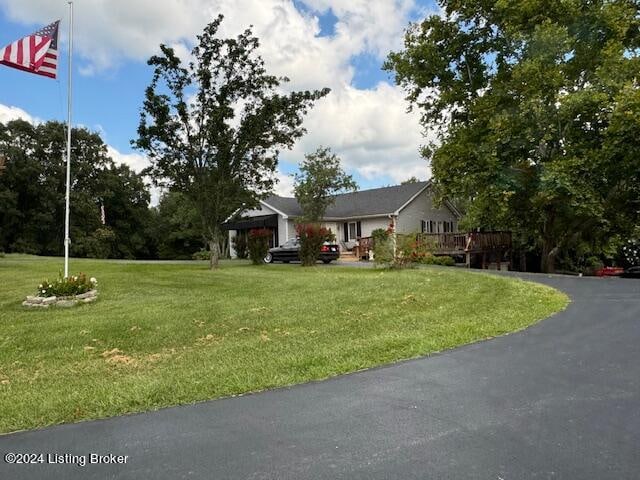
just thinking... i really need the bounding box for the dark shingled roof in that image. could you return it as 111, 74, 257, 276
263, 181, 431, 219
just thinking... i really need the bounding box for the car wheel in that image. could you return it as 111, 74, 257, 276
264, 253, 273, 264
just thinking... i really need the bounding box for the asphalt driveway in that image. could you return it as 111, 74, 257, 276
1, 272, 639, 479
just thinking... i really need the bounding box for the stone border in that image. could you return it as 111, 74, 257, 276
22, 289, 98, 308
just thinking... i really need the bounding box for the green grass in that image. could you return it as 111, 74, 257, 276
0, 255, 568, 433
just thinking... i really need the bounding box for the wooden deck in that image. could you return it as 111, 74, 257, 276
354, 232, 512, 266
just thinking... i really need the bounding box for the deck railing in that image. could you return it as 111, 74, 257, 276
355, 231, 512, 259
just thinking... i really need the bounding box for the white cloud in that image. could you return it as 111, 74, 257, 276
106, 146, 149, 173
0, 103, 39, 124
273, 170, 295, 197
1, 0, 433, 188
283, 81, 432, 184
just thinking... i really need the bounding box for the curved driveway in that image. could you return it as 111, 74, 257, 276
1, 273, 639, 479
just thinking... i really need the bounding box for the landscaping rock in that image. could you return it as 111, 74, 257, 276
23, 290, 98, 308
76, 290, 97, 300
41, 296, 57, 305
22, 301, 49, 308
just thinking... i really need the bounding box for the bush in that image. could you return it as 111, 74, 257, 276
191, 249, 210, 260
295, 223, 334, 266
582, 255, 604, 275
38, 273, 97, 297
248, 228, 271, 265
621, 237, 640, 267
232, 233, 248, 259
418, 255, 455, 266
371, 227, 394, 266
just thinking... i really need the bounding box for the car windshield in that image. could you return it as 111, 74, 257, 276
282, 239, 298, 247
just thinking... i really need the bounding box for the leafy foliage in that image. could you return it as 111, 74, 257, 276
248, 228, 271, 265
134, 15, 329, 268
293, 147, 357, 222
371, 225, 395, 266
622, 234, 640, 267
295, 223, 334, 266
231, 232, 249, 259
38, 273, 96, 297
386, 0, 640, 272
152, 191, 203, 260
0, 120, 153, 259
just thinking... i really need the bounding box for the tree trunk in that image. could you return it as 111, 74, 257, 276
541, 238, 559, 273
208, 228, 221, 269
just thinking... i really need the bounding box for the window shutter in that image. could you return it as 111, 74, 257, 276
421, 220, 426, 233
343, 222, 348, 242
356, 221, 362, 238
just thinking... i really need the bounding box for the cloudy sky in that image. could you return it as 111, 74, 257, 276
0, 0, 439, 199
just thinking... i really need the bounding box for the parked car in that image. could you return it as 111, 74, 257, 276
595, 266, 624, 277
621, 266, 640, 278
264, 238, 340, 264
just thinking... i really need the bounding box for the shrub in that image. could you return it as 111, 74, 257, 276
192, 249, 210, 260
232, 233, 249, 259
371, 227, 394, 266
583, 255, 604, 275
622, 237, 640, 267
38, 273, 97, 297
248, 228, 272, 264
295, 223, 334, 266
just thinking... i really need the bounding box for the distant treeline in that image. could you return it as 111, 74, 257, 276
0, 119, 205, 260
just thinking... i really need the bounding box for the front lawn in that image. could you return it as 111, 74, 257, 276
0, 255, 567, 433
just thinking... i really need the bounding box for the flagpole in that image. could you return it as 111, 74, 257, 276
64, 1, 73, 278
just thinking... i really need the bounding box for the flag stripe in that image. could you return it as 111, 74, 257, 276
29, 36, 36, 66
0, 20, 59, 78
17, 38, 24, 65
9, 42, 17, 63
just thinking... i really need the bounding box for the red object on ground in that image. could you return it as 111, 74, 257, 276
596, 267, 624, 277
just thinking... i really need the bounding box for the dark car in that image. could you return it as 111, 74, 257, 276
264, 238, 340, 264
621, 266, 640, 278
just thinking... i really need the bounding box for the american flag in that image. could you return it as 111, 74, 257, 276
0, 20, 60, 79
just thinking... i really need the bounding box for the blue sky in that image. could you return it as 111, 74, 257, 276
0, 0, 439, 198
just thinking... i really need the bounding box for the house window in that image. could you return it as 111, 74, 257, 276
422, 220, 436, 233
348, 222, 357, 240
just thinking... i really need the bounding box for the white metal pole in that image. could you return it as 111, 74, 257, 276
64, 1, 73, 278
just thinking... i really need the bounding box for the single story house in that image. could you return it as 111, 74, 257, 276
225, 181, 461, 256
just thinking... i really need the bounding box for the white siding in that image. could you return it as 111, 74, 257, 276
334, 217, 390, 241
243, 204, 277, 216
395, 188, 458, 234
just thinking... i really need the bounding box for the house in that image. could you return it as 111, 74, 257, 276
225, 181, 462, 257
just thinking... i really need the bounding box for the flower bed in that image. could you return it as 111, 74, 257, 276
23, 273, 99, 308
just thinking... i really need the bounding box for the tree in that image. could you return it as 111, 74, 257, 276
134, 15, 330, 269
293, 146, 357, 222
385, 0, 640, 272
401, 176, 419, 184
152, 191, 203, 260
0, 120, 153, 259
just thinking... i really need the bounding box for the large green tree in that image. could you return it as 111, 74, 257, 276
134, 15, 330, 268
293, 146, 357, 222
152, 191, 204, 260
386, 0, 640, 272
0, 120, 153, 259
